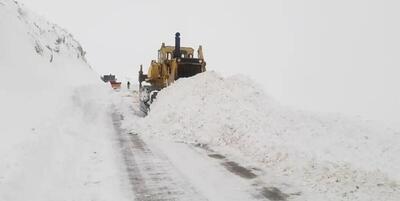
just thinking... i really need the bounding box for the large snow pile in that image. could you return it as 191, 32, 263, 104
138, 71, 400, 200
0, 1, 131, 200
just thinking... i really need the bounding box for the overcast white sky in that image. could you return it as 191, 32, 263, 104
19, 0, 400, 127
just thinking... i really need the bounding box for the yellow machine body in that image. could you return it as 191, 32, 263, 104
138, 33, 206, 113
143, 44, 205, 89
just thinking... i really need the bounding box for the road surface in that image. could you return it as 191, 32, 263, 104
112, 111, 300, 201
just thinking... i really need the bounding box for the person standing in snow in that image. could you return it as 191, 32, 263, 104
127, 81, 131, 89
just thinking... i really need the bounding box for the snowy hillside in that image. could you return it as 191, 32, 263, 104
0, 0, 94, 88
0, 1, 131, 200
134, 71, 400, 201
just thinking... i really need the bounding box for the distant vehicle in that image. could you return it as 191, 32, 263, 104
138, 32, 206, 113
110, 80, 122, 89
101, 74, 121, 90
101, 74, 116, 82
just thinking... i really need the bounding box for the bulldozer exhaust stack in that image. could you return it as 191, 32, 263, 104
174, 32, 181, 59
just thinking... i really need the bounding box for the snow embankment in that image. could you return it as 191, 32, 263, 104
137, 71, 400, 200
0, 1, 131, 200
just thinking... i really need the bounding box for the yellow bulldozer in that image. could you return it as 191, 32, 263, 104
138, 32, 206, 113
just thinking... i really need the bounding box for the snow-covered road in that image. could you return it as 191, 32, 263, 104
112, 78, 400, 201
113, 112, 207, 200
113, 112, 298, 201
112, 90, 302, 201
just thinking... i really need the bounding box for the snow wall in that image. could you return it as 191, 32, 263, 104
137, 71, 400, 198
0, 1, 131, 200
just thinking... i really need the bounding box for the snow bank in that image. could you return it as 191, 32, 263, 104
0, 1, 131, 200
138, 71, 400, 200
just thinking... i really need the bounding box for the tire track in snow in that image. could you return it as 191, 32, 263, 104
112, 112, 207, 201
195, 143, 299, 201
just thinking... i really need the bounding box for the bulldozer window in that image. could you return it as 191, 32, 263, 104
167, 52, 172, 60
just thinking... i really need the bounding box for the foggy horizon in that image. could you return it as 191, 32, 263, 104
18, 0, 400, 127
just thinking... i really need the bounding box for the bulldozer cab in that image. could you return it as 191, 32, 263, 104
158, 44, 199, 62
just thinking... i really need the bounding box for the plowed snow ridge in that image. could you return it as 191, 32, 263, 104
136, 71, 400, 200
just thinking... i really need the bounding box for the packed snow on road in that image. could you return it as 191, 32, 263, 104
1, 0, 399, 201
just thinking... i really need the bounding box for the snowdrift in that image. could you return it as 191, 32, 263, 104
138, 71, 400, 200
0, 1, 130, 200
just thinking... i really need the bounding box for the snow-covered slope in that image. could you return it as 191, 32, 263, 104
0, 0, 93, 88
0, 1, 131, 200
136, 71, 400, 200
